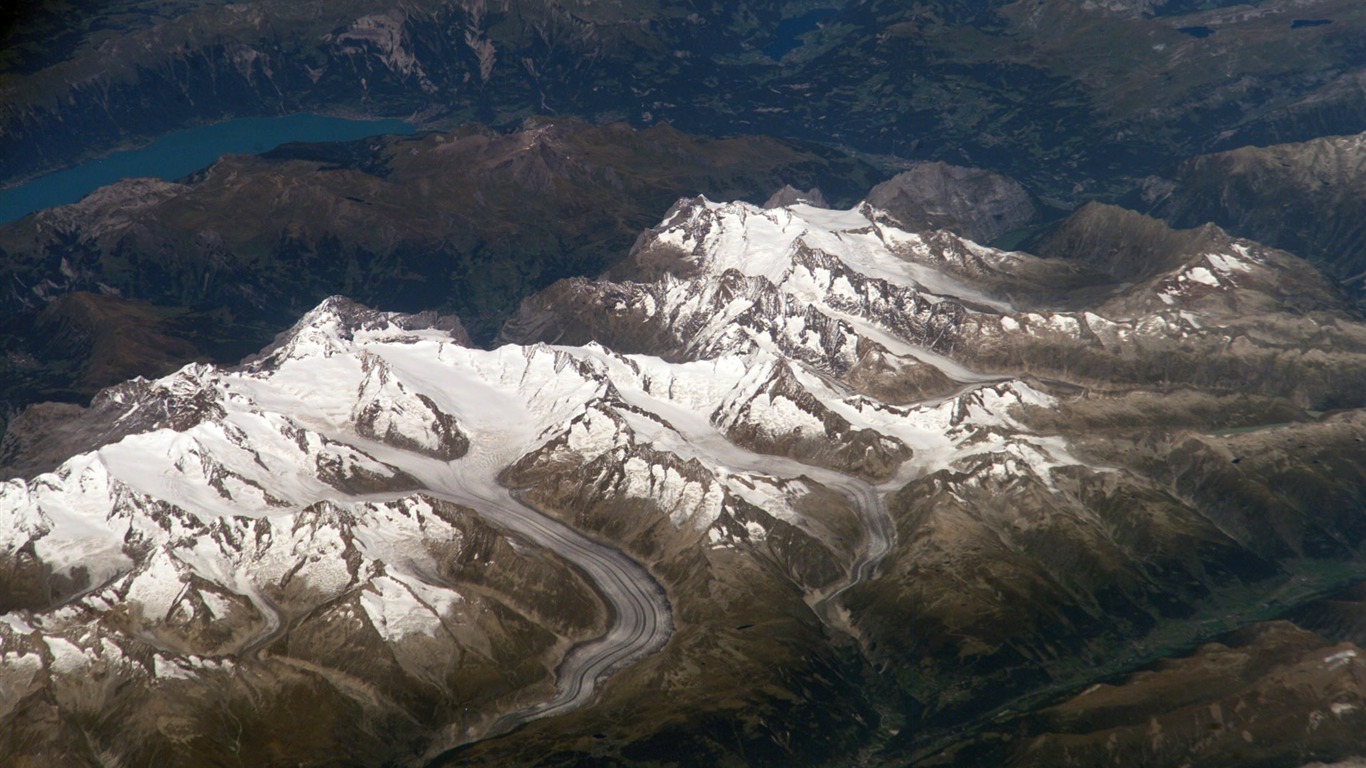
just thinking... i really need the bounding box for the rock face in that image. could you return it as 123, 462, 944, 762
5, 191, 1366, 767
1158, 132, 1366, 298
1032, 201, 1211, 281
352, 352, 470, 460
953, 596, 1366, 768
0, 290, 208, 418
764, 184, 828, 209
865, 162, 1038, 244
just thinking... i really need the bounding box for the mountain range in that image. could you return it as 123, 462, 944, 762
3, 189, 1366, 765
0, 118, 879, 433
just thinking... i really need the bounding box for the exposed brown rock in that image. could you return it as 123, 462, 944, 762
866, 162, 1036, 244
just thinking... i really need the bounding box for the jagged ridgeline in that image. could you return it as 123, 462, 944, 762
4, 184, 1366, 766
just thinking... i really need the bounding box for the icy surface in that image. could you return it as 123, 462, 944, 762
658, 200, 1014, 311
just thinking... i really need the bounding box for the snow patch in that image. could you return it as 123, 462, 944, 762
1183, 266, 1220, 287
43, 637, 91, 675
1206, 251, 1251, 274
360, 575, 449, 641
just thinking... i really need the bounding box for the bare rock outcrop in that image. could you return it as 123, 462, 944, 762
865, 162, 1036, 244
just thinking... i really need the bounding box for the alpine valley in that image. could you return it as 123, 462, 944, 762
4, 189, 1366, 766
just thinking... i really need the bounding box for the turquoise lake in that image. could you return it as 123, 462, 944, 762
0, 114, 415, 225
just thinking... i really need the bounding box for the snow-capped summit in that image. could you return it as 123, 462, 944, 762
254, 294, 470, 366
631, 196, 1013, 311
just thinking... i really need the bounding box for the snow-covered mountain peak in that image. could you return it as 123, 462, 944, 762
254, 294, 469, 367
353, 351, 469, 460
629, 195, 1015, 312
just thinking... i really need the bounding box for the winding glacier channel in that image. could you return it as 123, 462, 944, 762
592, 373, 896, 630
343, 438, 672, 755
426, 485, 672, 736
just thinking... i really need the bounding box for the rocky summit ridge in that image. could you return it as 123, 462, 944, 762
3, 190, 1366, 766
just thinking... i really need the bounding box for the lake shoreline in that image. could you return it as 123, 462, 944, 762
0, 112, 419, 225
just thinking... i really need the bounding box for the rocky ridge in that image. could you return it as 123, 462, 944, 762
865, 162, 1038, 245
1157, 131, 1366, 299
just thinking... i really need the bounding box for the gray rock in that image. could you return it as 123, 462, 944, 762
1031, 201, 1212, 281
1158, 131, 1366, 292
764, 185, 828, 209
865, 162, 1036, 244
